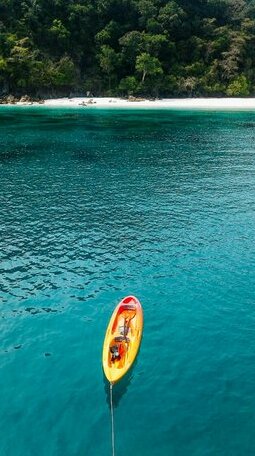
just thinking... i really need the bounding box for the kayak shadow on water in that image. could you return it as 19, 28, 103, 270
103, 359, 138, 409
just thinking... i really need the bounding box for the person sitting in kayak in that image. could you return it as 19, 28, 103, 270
110, 344, 121, 361
110, 341, 125, 362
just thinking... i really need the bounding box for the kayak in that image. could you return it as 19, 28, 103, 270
102, 296, 143, 384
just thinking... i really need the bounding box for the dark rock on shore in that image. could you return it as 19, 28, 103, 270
0, 94, 45, 104
128, 95, 146, 102
19, 95, 33, 103
0, 95, 19, 104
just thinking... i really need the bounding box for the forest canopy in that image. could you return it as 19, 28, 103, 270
0, 0, 255, 97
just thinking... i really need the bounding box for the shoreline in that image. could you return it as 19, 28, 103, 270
2, 97, 255, 110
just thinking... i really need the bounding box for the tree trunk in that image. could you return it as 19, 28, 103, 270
142, 70, 146, 83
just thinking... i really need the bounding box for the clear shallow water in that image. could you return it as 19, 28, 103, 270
1, 107, 255, 456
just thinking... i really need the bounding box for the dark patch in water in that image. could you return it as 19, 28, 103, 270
25, 307, 59, 315
14, 345, 22, 349
238, 122, 255, 128
73, 147, 99, 163
25, 307, 41, 315
42, 307, 58, 313
0, 146, 37, 163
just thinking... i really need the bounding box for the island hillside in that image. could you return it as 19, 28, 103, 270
0, 0, 255, 98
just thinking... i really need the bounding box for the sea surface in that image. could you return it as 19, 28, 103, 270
1, 107, 255, 456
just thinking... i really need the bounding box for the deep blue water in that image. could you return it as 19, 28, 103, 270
1, 107, 255, 456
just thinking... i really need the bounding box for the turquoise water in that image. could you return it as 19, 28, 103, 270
1, 107, 255, 456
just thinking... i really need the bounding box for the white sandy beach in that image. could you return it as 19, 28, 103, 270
10, 97, 255, 109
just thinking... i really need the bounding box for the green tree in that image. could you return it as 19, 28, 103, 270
0, 57, 7, 73
135, 52, 163, 82
157, 1, 186, 37
52, 56, 77, 87
226, 74, 250, 96
98, 45, 119, 90
6, 37, 38, 89
142, 33, 168, 56
220, 32, 246, 81
96, 21, 121, 45
119, 31, 144, 63
119, 76, 138, 95
136, 0, 157, 27
49, 19, 70, 41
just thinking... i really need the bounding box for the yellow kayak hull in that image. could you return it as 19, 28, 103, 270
102, 296, 143, 384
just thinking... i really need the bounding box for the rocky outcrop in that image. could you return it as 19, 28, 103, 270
19, 95, 34, 103
0, 95, 19, 104
0, 94, 45, 104
128, 96, 146, 102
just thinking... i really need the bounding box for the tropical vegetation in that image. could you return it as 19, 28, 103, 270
0, 0, 255, 97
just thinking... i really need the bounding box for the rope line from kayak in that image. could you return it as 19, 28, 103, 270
110, 383, 115, 456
